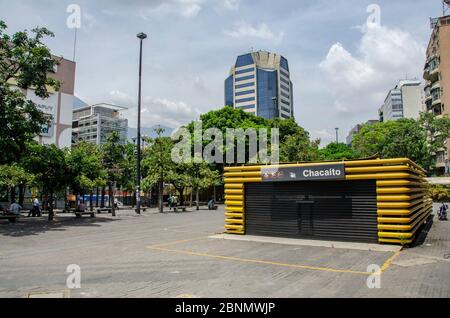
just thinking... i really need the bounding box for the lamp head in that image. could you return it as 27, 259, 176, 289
137, 32, 147, 40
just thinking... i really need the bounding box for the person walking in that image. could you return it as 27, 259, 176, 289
167, 195, 173, 211
33, 197, 41, 217
439, 203, 448, 221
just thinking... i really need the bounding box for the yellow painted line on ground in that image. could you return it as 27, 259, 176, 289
147, 235, 401, 277
148, 246, 372, 276
148, 236, 210, 249
380, 250, 402, 273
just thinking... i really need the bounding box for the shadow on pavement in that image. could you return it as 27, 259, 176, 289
409, 214, 435, 248
0, 214, 118, 238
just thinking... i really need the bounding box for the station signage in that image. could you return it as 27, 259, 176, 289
261, 163, 346, 182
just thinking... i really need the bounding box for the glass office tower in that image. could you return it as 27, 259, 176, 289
224, 51, 294, 120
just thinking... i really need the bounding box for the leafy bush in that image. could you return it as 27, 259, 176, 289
428, 184, 450, 202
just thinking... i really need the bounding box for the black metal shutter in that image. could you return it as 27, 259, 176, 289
245, 180, 378, 243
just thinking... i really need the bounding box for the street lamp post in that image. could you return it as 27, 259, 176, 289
136, 32, 147, 215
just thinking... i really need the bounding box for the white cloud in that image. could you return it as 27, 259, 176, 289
136, 0, 239, 19
109, 90, 202, 129
224, 21, 284, 42
319, 23, 425, 116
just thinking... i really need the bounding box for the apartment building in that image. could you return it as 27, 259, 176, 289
378, 80, 424, 122
423, 13, 450, 173
72, 104, 128, 145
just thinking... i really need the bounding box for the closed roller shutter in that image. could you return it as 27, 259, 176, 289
245, 180, 378, 243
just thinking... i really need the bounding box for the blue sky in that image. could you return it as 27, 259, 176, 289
0, 0, 444, 144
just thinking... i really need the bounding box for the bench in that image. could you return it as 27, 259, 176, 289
96, 208, 112, 214
75, 210, 96, 218
0, 213, 20, 223
174, 206, 187, 212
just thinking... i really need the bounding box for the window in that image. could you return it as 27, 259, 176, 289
236, 105, 255, 110
281, 91, 290, 99
281, 84, 290, 92
235, 89, 255, 96
280, 69, 289, 78
280, 77, 290, 86
236, 96, 255, 103
225, 75, 234, 106
257, 69, 279, 120
235, 74, 255, 82
281, 106, 290, 113
236, 53, 254, 67
281, 99, 290, 106
235, 82, 255, 90
280, 57, 289, 72
235, 67, 254, 75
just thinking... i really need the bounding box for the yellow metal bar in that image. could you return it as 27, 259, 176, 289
224, 177, 262, 183
377, 192, 425, 202
224, 171, 261, 178
225, 200, 244, 206
225, 195, 244, 201
376, 187, 425, 194
225, 212, 243, 218
224, 183, 244, 189
225, 224, 244, 231
379, 237, 413, 244
346, 173, 416, 180
377, 180, 424, 187
225, 206, 244, 213
345, 165, 410, 173
225, 189, 244, 195
225, 218, 244, 225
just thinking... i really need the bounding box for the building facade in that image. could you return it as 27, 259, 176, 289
378, 80, 424, 122
72, 104, 128, 145
8, 56, 76, 149
424, 14, 450, 174
224, 51, 294, 120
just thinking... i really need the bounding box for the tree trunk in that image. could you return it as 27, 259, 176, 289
101, 187, 105, 208
90, 190, 94, 212
196, 187, 200, 211
109, 183, 116, 217
177, 187, 185, 206
48, 191, 54, 221
158, 180, 164, 213
10, 187, 16, 203
189, 188, 193, 208
213, 185, 216, 202
18, 185, 25, 207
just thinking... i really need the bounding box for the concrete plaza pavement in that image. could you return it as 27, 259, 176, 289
0, 205, 449, 298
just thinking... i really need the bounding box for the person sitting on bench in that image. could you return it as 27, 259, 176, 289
9, 200, 22, 216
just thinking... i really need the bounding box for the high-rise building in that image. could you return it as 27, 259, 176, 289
72, 104, 128, 145
225, 51, 294, 120
346, 120, 379, 146
423, 12, 450, 173
7, 56, 76, 149
378, 80, 424, 122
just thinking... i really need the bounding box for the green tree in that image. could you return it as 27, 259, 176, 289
352, 114, 450, 174
101, 132, 126, 216
142, 128, 175, 213
0, 163, 34, 205
319, 143, 358, 161
66, 141, 106, 209
22, 143, 69, 220
0, 21, 59, 164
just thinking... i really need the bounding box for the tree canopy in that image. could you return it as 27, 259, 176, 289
0, 20, 59, 164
